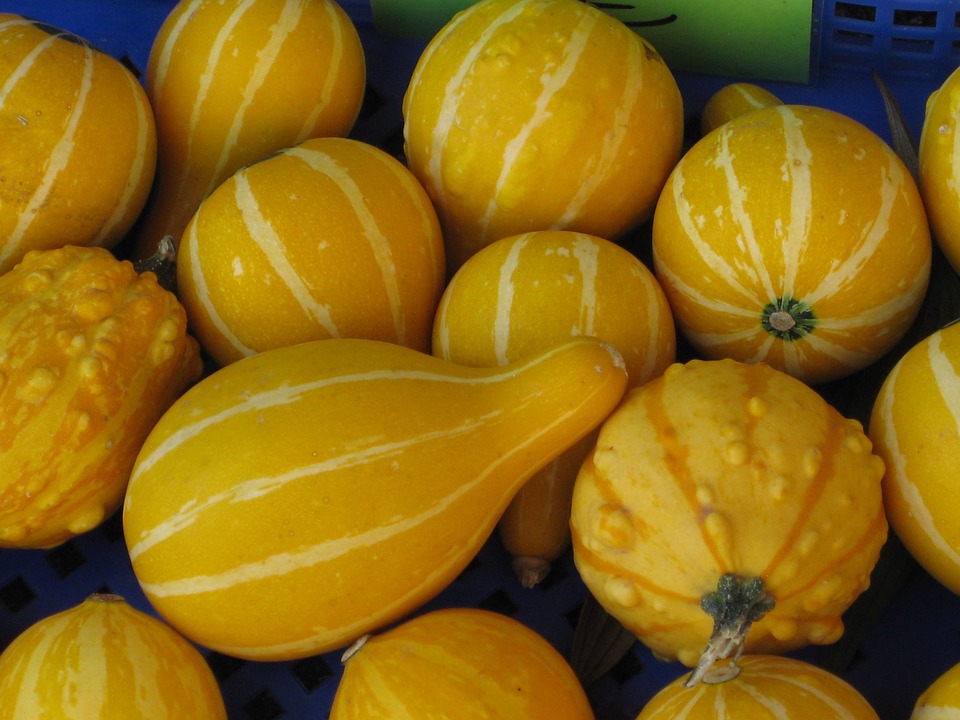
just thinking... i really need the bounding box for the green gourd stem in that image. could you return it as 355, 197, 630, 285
684, 573, 775, 687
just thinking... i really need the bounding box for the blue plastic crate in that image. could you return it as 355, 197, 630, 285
0, 2, 958, 719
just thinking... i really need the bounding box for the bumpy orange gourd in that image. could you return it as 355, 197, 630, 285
177, 137, 445, 366
699, 82, 782, 134
570, 358, 887, 677
919, 65, 960, 275
0, 245, 201, 549
653, 104, 931, 385
129, 0, 366, 258
911, 660, 960, 718
636, 655, 879, 719
331, 608, 594, 719
0, 14, 156, 273
869, 321, 960, 595
402, 0, 684, 273
433, 229, 675, 586
123, 337, 628, 661
0, 594, 226, 719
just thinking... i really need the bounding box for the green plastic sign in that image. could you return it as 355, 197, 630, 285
370, 0, 817, 84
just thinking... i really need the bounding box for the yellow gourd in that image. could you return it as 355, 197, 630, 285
129, 0, 366, 258
402, 0, 684, 273
331, 608, 594, 719
0, 14, 156, 273
177, 137, 446, 366
0, 244, 201, 549
0, 594, 226, 719
869, 320, 960, 595
123, 336, 628, 660
653, 104, 931, 385
636, 655, 879, 719
699, 82, 782, 134
570, 358, 887, 679
912, 660, 960, 718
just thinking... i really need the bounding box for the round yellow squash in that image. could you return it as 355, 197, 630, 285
869, 320, 960, 595
0, 245, 201, 549
0, 594, 226, 719
331, 608, 594, 719
129, 0, 366, 258
699, 82, 782, 134
570, 357, 887, 677
912, 660, 960, 718
123, 336, 628, 661
653, 104, 932, 385
177, 136, 446, 366
919, 65, 960, 275
0, 14, 156, 274
433, 229, 676, 585
636, 655, 879, 719
402, 0, 684, 273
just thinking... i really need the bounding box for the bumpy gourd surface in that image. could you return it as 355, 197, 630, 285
331, 608, 595, 719
123, 337, 627, 660
571, 357, 887, 667
0, 594, 227, 719
0, 14, 156, 273
0, 245, 201, 548
869, 321, 960, 595
402, 0, 684, 272
653, 104, 931, 385
637, 655, 880, 719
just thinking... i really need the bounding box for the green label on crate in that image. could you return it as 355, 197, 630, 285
369, 0, 816, 84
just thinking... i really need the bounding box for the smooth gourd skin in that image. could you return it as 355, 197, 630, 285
869, 321, 960, 595
177, 137, 446, 366
129, 0, 366, 258
0, 15, 157, 274
636, 655, 880, 719
0, 594, 227, 720
699, 82, 782, 134
571, 358, 887, 668
0, 246, 202, 549
912, 661, 960, 718
123, 337, 628, 660
331, 608, 595, 719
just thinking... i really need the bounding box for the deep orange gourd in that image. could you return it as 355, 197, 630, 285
331, 608, 595, 719
129, 0, 366, 258
570, 358, 887, 677
0, 594, 227, 719
123, 337, 628, 660
653, 104, 931, 385
636, 655, 880, 719
0, 14, 156, 273
0, 245, 201, 548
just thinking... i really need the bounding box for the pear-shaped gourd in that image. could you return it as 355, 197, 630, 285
122, 337, 628, 661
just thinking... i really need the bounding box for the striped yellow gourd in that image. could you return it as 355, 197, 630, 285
177, 136, 445, 366
919, 65, 960, 275
912, 660, 960, 718
122, 336, 628, 661
0, 594, 226, 720
653, 104, 932, 385
868, 321, 960, 595
636, 655, 879, 719
570, 358, 887, 675
0, 15, 156, 274
331, 608, 594, 719
129, 0, 366, 259
402, 0, 684, 274
433, 229, 675, 586
699, 82, 782, 134
0, 245, 201, 549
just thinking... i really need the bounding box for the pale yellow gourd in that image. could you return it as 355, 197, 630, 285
123, 336, 628, 660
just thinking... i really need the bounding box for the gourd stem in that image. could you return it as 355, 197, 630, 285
133, 235, 178, 292
684, 573, 775, 687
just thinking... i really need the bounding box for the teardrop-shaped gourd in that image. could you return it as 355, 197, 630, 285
636, 655, 879, 719
129, 0, 366, 258
0, 14, 157, 273
331, 608, 595, 719
0, 594, 227, 719
0, 244, 202, 549
122, 337, 628, 661
570, 358, 887, 677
